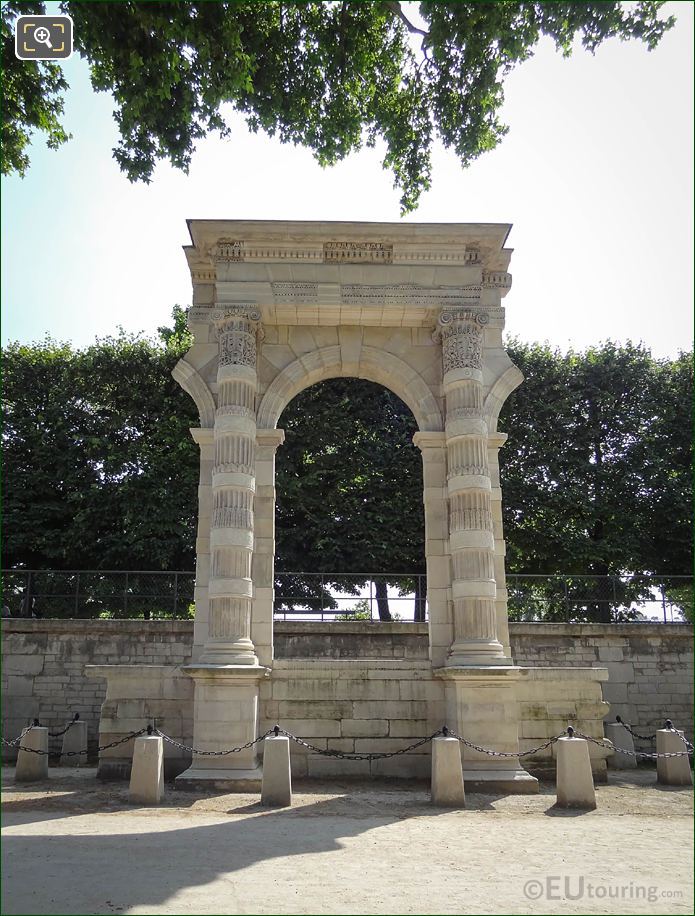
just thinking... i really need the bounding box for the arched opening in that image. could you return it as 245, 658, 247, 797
273, 378, 426, 623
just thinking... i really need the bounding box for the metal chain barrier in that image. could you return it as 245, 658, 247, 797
447, 727, 564, 758
276, 726, 443, 761
615, 715, 656, 743
154, 727, 274, 757
48, 713, 81, 738
571, 725, 693, 760
1, 725, 148, 756
4, 717, 693, 763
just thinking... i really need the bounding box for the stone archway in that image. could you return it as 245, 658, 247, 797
173, 220, 536, 791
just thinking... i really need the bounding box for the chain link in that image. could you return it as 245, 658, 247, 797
276, 727, 442, 761
5, 719, 693, 765
2, 726, 147, 756
155, 728, 274, 757
614, 717, 656, 743
48, 717, 80, 739
448, 729, 564, 758
574, 730, 694, 759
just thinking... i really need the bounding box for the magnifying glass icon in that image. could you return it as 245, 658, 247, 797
33, 26, 53, 49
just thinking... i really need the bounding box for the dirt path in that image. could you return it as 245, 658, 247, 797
2, 768, 692, 915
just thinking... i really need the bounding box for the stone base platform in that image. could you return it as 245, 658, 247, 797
175, 766, 263, 792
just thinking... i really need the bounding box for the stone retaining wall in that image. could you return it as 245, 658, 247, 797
2, 620, 692, 760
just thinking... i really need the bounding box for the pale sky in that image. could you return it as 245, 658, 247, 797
2, 1, 693, 357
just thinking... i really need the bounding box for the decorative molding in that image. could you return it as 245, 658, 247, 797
447, 407, 485, 421
191, 269, 216, 282
212, 463, 254, 477
188, 307, 215, 323
439, 308, 490, 328
257, 345, 444, 432
482, 270, 512, 289
323, 241, 393, 263
271, 282, 319, 301
342, 284, 481, 306
216, 405, 255, 420
212, 306, 262, 325
211, 239, 244, 261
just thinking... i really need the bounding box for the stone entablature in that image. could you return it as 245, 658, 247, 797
184, 220, 512, 329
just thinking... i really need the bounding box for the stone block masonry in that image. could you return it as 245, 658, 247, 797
2, 619, 692, 768
1, 619, 193, 759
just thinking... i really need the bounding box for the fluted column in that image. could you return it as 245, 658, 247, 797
201, 306, 262, 666
438, 308, 509, 666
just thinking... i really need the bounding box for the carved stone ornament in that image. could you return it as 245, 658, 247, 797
213, 306, 263, 369
437, 310, 488, 373
323, 241, 393, 263
211, 239, 244, 261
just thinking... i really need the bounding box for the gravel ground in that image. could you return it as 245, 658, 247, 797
2, 767, 692, 915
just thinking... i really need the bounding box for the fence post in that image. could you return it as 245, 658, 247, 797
123, 571, 129, 617
173, 572, 179, 619
74, 572, 80, 618
661, 586, 668, 624
25, 571, 33, 618
563, 578, 570, 622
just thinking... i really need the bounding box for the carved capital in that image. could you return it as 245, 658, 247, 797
213, 306, 263, 369
435, 309, 488, 373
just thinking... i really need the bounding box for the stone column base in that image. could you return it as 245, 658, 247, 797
434, 665, 539, 794
176, 664, 270, 792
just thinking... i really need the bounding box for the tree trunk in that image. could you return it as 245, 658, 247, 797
374, 580, 392, 621
414, 575, 427, 621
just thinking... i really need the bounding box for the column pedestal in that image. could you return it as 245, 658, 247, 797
435, 665, 538, 793
176, 664, 270, 791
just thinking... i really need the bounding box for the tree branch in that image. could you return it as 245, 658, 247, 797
384, 1, 429, 39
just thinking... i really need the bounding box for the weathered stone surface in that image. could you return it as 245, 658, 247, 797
556, 737, 596, 810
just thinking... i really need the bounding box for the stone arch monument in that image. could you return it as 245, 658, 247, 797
165, 220, 607, 791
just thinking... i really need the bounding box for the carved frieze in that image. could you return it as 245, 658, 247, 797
211, 239, 244, 261
271, 282, 319, 301
323, 241, 393, 263
342, 284, 481, 306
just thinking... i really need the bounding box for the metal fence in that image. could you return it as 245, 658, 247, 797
1, 570, 195, 620
507, 574, 692, 624
1, 570, 691, 623
273, 572, 428, 621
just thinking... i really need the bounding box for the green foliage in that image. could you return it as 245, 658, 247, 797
1, 312, 199, 574
2, 1, 674, 211
500, 341, 693, 620
1, 1, 71, 175
2, 328, 690, 624
274, 378, 424, 620
336, 598, 373, 621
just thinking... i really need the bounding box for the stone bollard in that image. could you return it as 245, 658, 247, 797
431, 735, 465, 807
261, 735, 292, 807
556, 733, 596, 810
129, 735, 164, 805
15, 727, 49, 782
60, 720, 88, 767
605, 722, 637, 770
656, 726, 693, 787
